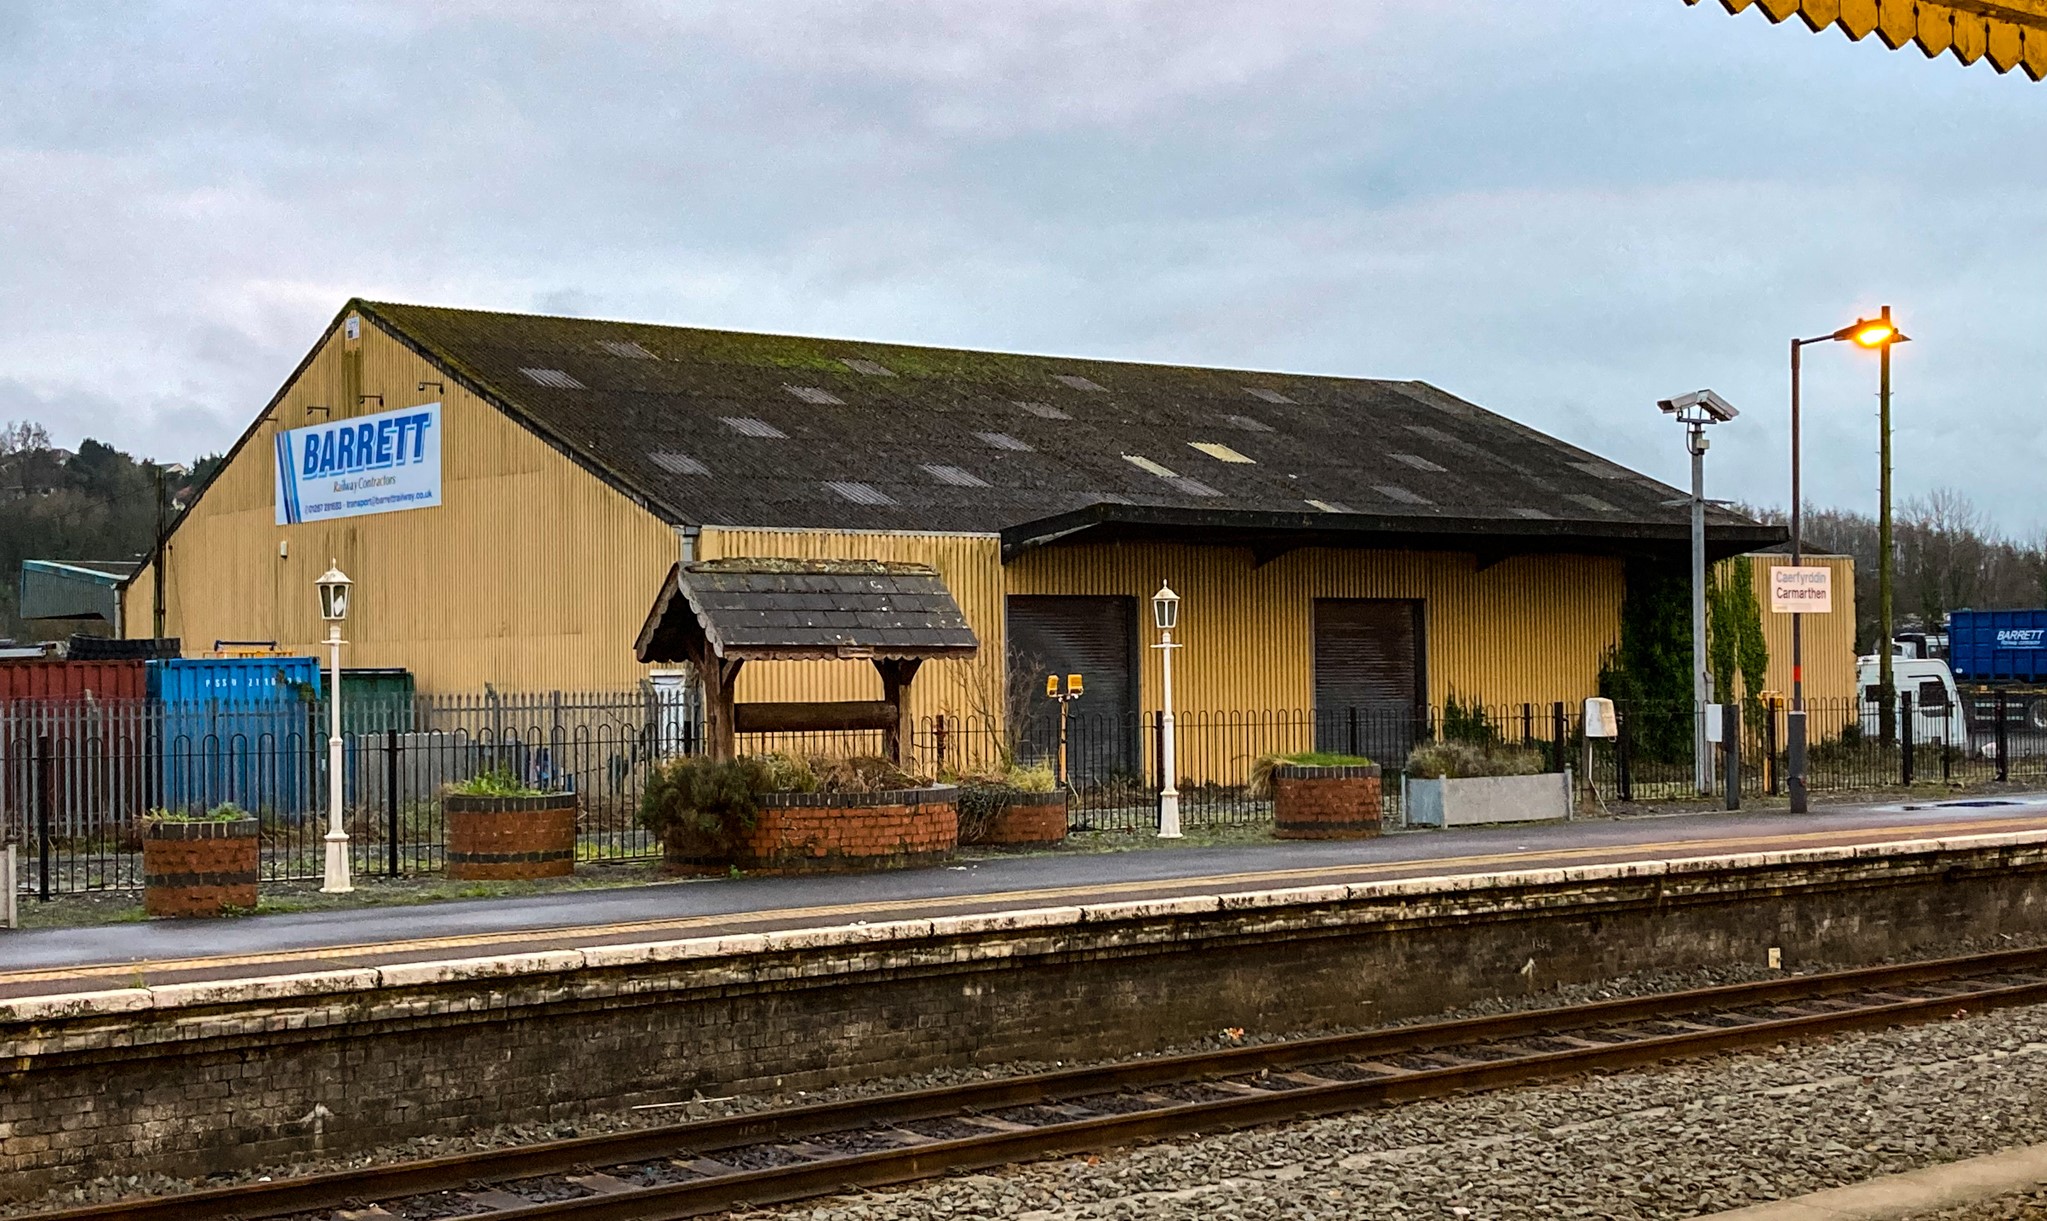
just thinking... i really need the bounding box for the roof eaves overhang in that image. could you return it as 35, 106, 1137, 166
999, 503, 1786, 564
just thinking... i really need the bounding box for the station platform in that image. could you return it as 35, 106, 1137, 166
6, 793, 2045, 1002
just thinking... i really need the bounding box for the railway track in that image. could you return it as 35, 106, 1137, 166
29, 946, 2047, 1221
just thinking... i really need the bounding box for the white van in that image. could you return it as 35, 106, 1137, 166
1857, 656, 1969, 749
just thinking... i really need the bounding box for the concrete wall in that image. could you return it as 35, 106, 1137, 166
5, 831, 2047, 1198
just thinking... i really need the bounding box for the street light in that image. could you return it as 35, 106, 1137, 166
317, 562, 353, 894
1151, 581, 1183, 839
1788, 308, 1909, 813
1659, 390, 1739, 795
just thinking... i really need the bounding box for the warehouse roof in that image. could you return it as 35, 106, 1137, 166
352, 300, 1781, 559
636, 558, 979, 664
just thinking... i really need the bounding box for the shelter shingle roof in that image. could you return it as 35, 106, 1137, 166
356, 300, 1781, 558
635, 559, 978, 664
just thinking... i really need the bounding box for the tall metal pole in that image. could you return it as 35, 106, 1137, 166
151, 462, 167, 641
321, 623, 352, 893
1788, 339, 1808, 813
1876, 303, 1896, 745
1691, 422, 1714, 795
1157, 628, 1182, 838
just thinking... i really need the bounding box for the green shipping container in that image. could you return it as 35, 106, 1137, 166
341, 668, 416, 735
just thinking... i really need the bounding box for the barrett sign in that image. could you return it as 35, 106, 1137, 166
274, 403, 442, 525
1769, 565, 1832, 614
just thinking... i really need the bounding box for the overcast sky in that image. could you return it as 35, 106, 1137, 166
3, 1, 2042, 532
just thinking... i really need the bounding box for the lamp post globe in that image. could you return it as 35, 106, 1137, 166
1152, 582, 1183, 839
318, 562, 353, 893
318, 565, 353, 622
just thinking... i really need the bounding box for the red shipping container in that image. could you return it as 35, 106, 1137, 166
0, 660, 147, 704
1, 660, 152, 845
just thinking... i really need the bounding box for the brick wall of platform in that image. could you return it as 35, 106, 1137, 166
6, 833, 2047, 1196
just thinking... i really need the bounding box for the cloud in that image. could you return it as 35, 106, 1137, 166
0, 0, 2043, 530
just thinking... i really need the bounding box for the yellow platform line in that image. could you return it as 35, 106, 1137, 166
4, 815, 2041, 990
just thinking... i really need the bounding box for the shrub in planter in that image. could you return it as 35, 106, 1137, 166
1403, 739, 1567, 827
641, 752, 958, 874
640, 755, 772, 874
1250, 752, 1382, 840
443, 768, 578, 881
954, 761, 1067, 847
1403, 739, 1544, 779
144, 805, 259, 918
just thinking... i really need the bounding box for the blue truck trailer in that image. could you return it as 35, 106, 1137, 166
1944, 609, 2047, 732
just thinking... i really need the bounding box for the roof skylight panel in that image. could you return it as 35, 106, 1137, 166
1168, 477, 1222, 498
1188, 442, 1254, 464
824, 481, 896, 506
1570, 460, 1629, 481
1123, 454, 1178, 479
1244, 387, 1293, 404
596, 340, 657, 360
975, 431, 1033, 451
1567, 493, 1619, 513
1510, 507, 1553, 519
520, 368, 585, 389
721, 416, 788, 438
839, 358, 896, 377
1371, 484, 1432, 505
1052, 374, 1108, 393
1018, 401, 1071, 420
920, 463, 989, 488
649, 451, 709, 475
1223, 414, 1273, 433
1390, 453, 1447, 473
1305, 499, 1355, 514
784, 385, 845, 406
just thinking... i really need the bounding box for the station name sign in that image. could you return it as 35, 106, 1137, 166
274, 403, 442, 525
1769, 564, 1831, 614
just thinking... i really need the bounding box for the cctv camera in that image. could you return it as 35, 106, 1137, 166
1656, 389, 1738, 423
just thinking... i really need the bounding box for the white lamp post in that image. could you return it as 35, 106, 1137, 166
317, 562, 353, 894
1151, 581, 1183, 839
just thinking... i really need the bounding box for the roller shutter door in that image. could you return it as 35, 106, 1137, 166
1006, 595, 1140, 783
1313, 599, 1424, 762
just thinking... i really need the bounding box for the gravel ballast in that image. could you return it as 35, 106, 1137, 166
9, 934, 2047, 1217
730, 1007, 2047, 1221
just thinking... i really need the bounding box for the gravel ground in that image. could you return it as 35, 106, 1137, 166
730, 1006, 2047, 1221
8, 930, 2047, 1217
1923, 1189, 2047, 1219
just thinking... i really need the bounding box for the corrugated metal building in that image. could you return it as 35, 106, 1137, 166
123, 300, 1793, 752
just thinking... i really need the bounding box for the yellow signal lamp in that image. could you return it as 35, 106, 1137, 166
1067, 673, 1083, 696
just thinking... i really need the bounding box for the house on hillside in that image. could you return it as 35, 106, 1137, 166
121, 300, 1785, 774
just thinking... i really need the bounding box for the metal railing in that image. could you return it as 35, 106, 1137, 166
4, 689, 2031, 898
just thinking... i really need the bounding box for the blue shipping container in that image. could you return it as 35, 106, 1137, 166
149, 657, 323, 817
1946, 610, 2047, 683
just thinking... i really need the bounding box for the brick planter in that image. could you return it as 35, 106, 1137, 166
961, 788, 1070, 847
143, 817, 259, 917
730, 785, 959, 874
444, 792, 578, 880
1271, 764, 1383, 839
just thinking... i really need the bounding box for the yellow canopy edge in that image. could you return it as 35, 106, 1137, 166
1686, 0, 2047, 79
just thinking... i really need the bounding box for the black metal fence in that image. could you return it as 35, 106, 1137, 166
6, 689, 2037, 898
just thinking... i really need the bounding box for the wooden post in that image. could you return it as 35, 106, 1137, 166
875, 659, 923, 766
692, 647, 744, 762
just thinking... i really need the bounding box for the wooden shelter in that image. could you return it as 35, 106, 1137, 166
635, 558, 979, 761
